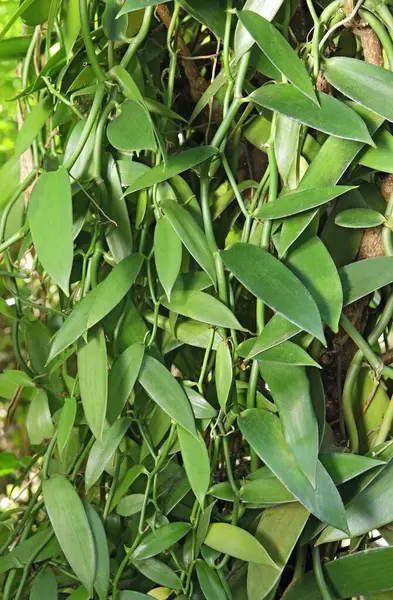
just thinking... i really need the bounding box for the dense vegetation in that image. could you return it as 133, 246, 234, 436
4, 0, 393, 598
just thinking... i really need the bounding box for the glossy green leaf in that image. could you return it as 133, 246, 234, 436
177, 0, 226, 37
49, 253, 144, 361
178, 425, 210, 507
250, 84, 373, 144
161, 199, 216, 285
204, 523, 276, 566
107, 343, 145, 424
64, 0, 80, 56
285, 234, 343, 332
124, 147, 216, 195
340, 257, 393, 306
57, 396, 77, 460
67, 586, 90, 600
246, 314, 300, 359
260, 363, 319, 485
161, 290, 244, 330
30, 568, 57, 600
138, 354, 197, 437
234, 0, 284, 59
43, 475, 96, 594
85, 417, 131, 490
221, 243, 325, 342
275, 115, 301, 186
110, 465, 147, 511
324, 56, 393, 122
132, 522, 191, 561
103, 0, 128, 41
319, 453, 384, 486
117, 494, 145, 516
239, 409, 348, 532
15, 97, 52, 157
27, 388, 54, 446
241, 475, 295, 504
248, 503, 309, 600
107, 100, 156, 153
254, 186, 353, 220
84, 502, 110, 600
335, 208, 385, 228
359, 127, 393, 173
184, 386, 217, 419
154, 216, 182, 301
0, 35, 32, 60
239, 11, 317, 103
118, 0, 170, 17
28, 166, 73, 295
257, 340, 320, 367
133, 557, 182, 590
196, 559, 227, 600
283, 546, 393, 600
105, 155, 133, 263
215, 341, 233, 411
77, 327, 108, 442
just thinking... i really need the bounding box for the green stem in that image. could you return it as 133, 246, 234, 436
120, 6, 154, 69
79, 0, 106, 81
13, 531, 55, 600
42, 432, 58, 479
103, 452, 121, 521
198, 328, 216, 394
312, 546, 335, 600
305, 0, 321, 78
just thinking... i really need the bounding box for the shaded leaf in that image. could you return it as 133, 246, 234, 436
178, 425, 210, 507
161, 290, 244, 329
110, 465, 147, 511
27, 388, 54, 446
84, 502, 110, 600
107, 343, 145, 424
118, 0, 170, 17
57, 396, 77, 460
320, 453, 384, 486
133, 557, 182, 589
215, 341, 233, 411
335, 208, 385, 228
107, 100, 156, 153
132, 522, 191, 561
196, 559, 228, 600
246, 314, 300, 359
340, 257, 393, 306
154, 216, 182, 301
15, 97, 52, 157
30, 568, 57, 600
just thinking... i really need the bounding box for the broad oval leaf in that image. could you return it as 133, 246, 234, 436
15, 96, 52, 157
138, 354, 197, 437
85, 417, 131, 490
239, 409, 348, 532
27, 388, 54, 446
240, 477, 295, 504
43, 474, 96, 594
221, 243, 325, 342
133, 557, 182, 590
256, 341, 320, 367
184, 386, 218, 419
48, 253, 144, 361
84, 502, 110, 600
196, 559, 228, 600
132, 522, 191, 561
178, 425, 210, 507
239, 10, 317, 103
340, 257, 393, 306
28, 166, 73, 295
246, 314, 300, 359
107, 100, 156, 153
57, 396, 77, 460
107, 343, 145, 424
77, 327, 108, 442
335, 208, 385, 229
250, 84, 373, 144
204, 523, 276, 566
358, 127, 393, 174
117, 494, 145, 516
154, 216, 182, 301
161, 199, 216, 286
30, 568, 57, 600
234, 0, 284, 59
215, 341, 233, 411
124, 147, 216, 195
161, 290, 244, 330
254, 186, 353, 220
324, 56, 393, 122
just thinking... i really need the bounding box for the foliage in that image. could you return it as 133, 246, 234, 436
3, 0, 393, 599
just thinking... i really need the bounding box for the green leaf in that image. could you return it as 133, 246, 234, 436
85, 417, 131, 490
154, 216, 182, 301
177, 0, 226, 37
64, 0, 80, 57
285, 234, 343, 332
27, 388, 54, 446
28, 166, 73, 295
105, 155, 133, 264
234, 0, 284, 60
283, 547, 393, 600
15, 97, 52, 157
259, 364, 319, 486
107, 100, 156, 153
245, 314, 300, 359
118, 0, 170, 17
161, 290, 244, 330
250, 84, 373, 144
324, 56, 393, 122
138, 355, 197, 437
57, 397, 77, 460
239, 409, 348, 532
254, 186, 353, 220
103, 0, 128, 41
340, 257, 393, 306
77, 327, 108, 442
319, 453, 384, 486
0, 452, 20, 476
83, 502, 110, 600
239, 11, 317, 103
358, 127, 393, 174
119, 593, 153, 600
161, 199, 216, 285
247, 503, 309, 600
275, 115, 301, 186
107, 343, 145, 424
196, 559, 228, 600
335, 208, 385, 228
124, 147, 216, 195
221, 243, 325, 342
30, 568, 57, 600
117, 494, 145, 516
204, 523, 277, 566
0, 36, 32, 60
133, 557, 182, 590
178, 425, 210, 507
43, 475, 96, 594
240, 476, 295, 504
132, 522, 191, 561
184, 387, 217, 419
256, 341, 320, 367
215, 341, 233, 411
48, 254, 144, 361
110, 465, 147, 511
317, 458, 393, 544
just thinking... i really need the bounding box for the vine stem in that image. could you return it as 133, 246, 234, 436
312, 546, 335, 600
79, 0, 106, 82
